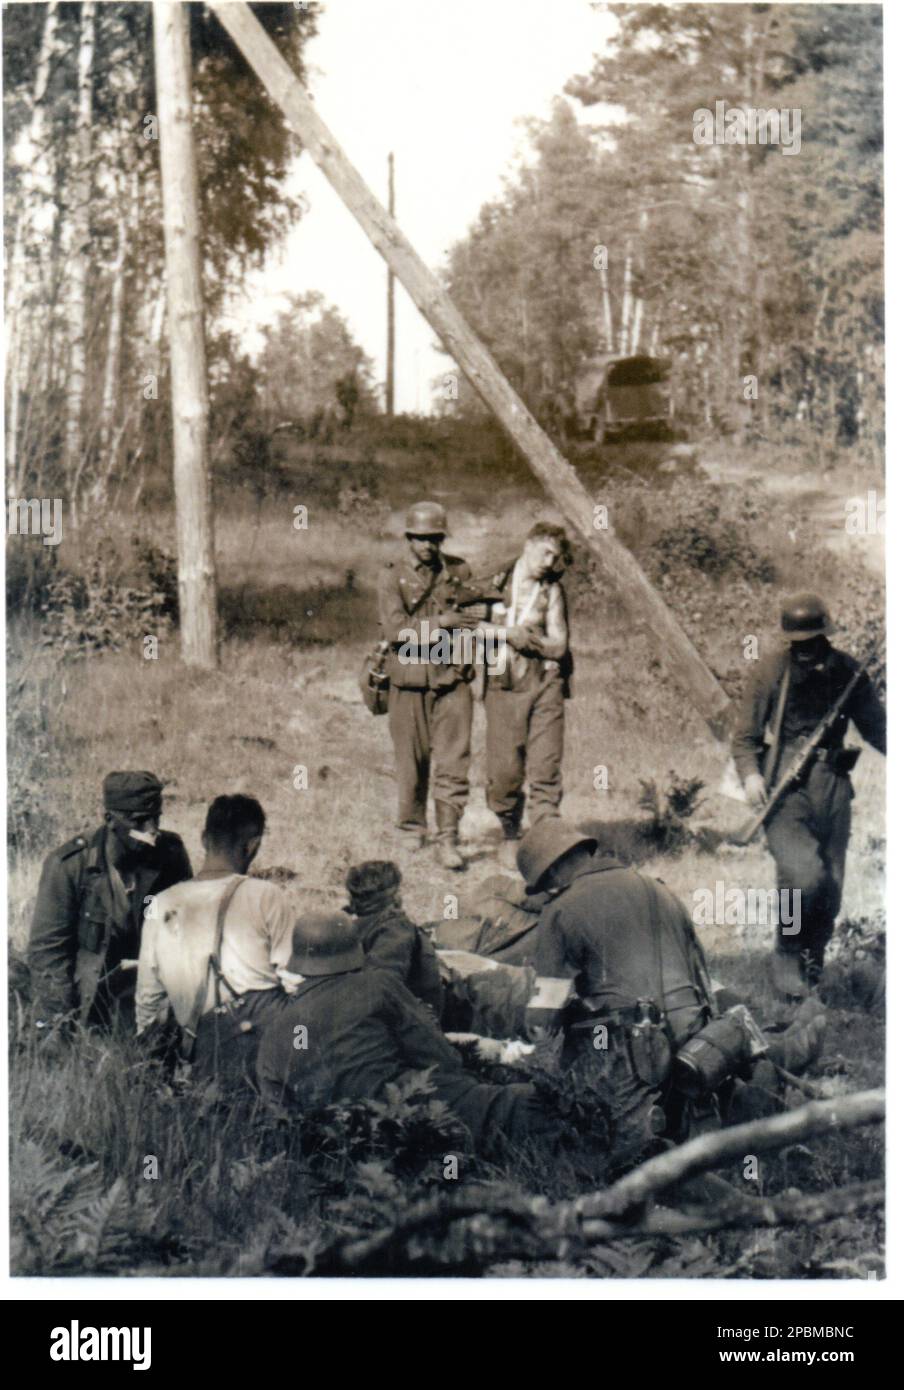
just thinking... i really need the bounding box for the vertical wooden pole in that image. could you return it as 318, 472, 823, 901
386, 151, 396, 415
153, 0, 218, 668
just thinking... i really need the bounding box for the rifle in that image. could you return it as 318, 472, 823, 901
734, 642, 882, 846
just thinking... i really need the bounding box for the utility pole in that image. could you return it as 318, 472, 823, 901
386, 151, 395, 415
153, 0, 218, 668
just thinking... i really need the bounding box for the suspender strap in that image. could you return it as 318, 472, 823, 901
179, 875, 247, 1060
210, 875, 247, 1009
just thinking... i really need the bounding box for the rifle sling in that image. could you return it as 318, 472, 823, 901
761, 657, 791, 791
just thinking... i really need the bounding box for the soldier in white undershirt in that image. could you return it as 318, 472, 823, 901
136, 794, 294, 1082
480, 524, 572, 863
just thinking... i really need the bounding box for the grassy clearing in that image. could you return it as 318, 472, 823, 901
6, 433, 885, 1278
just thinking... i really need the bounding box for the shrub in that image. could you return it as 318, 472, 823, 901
37, 544, 175, 658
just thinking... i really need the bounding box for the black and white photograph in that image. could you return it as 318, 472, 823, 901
3, 0, 893, 1304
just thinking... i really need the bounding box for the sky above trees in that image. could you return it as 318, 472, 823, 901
226, 0, 614, 413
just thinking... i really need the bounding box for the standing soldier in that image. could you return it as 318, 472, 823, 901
732, 595, 886, 996
28, 771, 192, 1035
378, 500, 477, 870
482, 523, 572, 863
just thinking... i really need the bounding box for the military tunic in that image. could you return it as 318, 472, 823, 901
732, 644, 886, 973
28, 825, 192, 1026
354, 897, 444, 1015
256, 966, 558, 1154
531, 856, 713, 1152
377, 551, 475, 831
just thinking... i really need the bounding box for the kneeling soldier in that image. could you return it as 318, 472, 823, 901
28, 771, 191, 1034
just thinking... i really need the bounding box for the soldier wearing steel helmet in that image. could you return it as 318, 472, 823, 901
377, 500, 479, 870
512, 821, 825, 1155
732, 593, 885, 997
256, 910, 563, 1156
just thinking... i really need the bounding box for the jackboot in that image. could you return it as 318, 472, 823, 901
768, 949, 808, 1002
397, 821, 426, 853
435, 805, 465, 871
437, 831, 465, 871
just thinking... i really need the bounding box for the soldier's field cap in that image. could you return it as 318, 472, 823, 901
345, 860, 402, 911
781, 593, 834, 642
103, 771, 163, 817
288, 911, 365, 977
517, 820, 598, 894
405, 500, 447, 536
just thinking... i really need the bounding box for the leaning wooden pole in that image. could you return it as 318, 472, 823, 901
153, 0, 218, 669
211, 1, 728, 734
386, 152, 396, 416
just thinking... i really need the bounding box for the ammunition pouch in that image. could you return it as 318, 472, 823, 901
563, 997, 674, 1088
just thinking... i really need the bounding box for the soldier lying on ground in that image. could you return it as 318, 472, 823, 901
255, 912, 564, 1158
136, 795, 294, 1083
435, 820, 825, 1154
28, 770, 192, 1036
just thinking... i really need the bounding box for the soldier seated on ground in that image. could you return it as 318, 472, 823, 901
344, 860, 443, 1015
136, 795, 294, 1085
28, 771, 192, 1036
256, 912, 565, 1157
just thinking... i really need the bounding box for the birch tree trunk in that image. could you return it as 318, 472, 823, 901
630, 209, 647, 355
153, 0, 218, 669
6, 0, 61, 493
599, 264, 614, 352
619, 243, 633, 356
64, 1, 96, 515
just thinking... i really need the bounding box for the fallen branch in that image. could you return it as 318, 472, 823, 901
579, 1180, 884, 1242
296, 1089, 884, 1274
576, 1089, 884, 1221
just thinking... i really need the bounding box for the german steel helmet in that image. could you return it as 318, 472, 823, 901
405, 500, 447, 536
780, 593, 834, 641
517, 820, 598, 894
287, 911, 365, 977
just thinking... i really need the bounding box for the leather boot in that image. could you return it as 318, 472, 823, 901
769, 949, 808, 1002
437, 831, 465, 871
435, 805, 465, 871
397, 822, 426, 852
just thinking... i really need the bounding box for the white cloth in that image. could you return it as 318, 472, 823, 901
135, 875, 295, 1033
